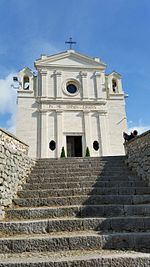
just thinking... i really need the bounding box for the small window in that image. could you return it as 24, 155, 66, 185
112, 79, 117, 93
66, 84, 77, 94
23, 76, 30, 90
93, 141, 99, 151
49, 140, 56, 151
63, 79, 80, 96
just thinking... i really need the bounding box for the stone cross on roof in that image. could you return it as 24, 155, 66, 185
65, 37, 76, 49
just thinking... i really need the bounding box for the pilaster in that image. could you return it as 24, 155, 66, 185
56, 110, 63, 157
98, 111, 111, 156
80, 71, 88, 99
95, 71, 103, 99
47, 71, 54, 98
40, 70, 47, 97
54, 71, 62, 99
83, 111, 92, 154
40, 111, 48, 158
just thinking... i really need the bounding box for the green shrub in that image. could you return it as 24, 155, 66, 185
60, 147, 66, 158
85, 147, 90, 157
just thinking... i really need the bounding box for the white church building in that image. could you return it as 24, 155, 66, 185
16, 49, 127, 158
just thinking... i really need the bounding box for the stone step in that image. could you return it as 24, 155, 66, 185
0, 231, 150, 253
34, 158, 125, 163
13, 195, 150, 207
33, 166, 128, 172
1, 250, 150, 267
35, 163, 126, 169
36, 156, 125, 164
33, 164, 129, 170
28, 175, 140, 183
17, 187, 150, 198
23, 180, 147, 190
31, 170, 132, 176
1, 216, 150, 236
5, 204, 150, 220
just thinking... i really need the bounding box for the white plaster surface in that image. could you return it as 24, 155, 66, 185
16, 50, 127, 158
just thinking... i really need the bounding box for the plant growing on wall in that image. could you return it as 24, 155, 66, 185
60, 147, 66, 158
85, 147, 90, 157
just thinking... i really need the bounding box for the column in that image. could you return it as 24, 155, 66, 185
83, 111, 92, 155
47, 71, 54, 98
40, 70, 47, 97
95, 71, 103, 99
80, 71, 88, 99
40, 111, 48, 158
56, 110, 63, 157
98, 112, 110, 156
54, 71, 62, 99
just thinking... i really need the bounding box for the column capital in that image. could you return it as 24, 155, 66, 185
56, 110, 63, 113
39, 109, 48, 114
40, 70, 47, 75
95, 71, 101, 77
97, 110, 107, 116
83, 110, 90, 114
80, 71, 87, 78
53, 70, 62, 76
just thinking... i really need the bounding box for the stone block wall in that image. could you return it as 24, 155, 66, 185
124, 130, 150, 181
0, 128, 35, 208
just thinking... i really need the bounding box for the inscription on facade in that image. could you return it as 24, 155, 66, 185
48, 104, 99, 111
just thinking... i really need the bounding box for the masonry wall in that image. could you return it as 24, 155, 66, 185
0, 128, 35, 208
124, 130, 150, 182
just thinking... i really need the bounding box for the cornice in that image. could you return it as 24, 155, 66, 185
107, 93, 125, 100
17, 90, 34, 94
39, 108, 108, 115
34, 50, 107, 68
35, 64, 106, 71
36, 98, 107, 106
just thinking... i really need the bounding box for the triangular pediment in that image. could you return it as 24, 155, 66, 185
108, 71, 121, 79
34, 50, 107, 70
19, 67, 33, 77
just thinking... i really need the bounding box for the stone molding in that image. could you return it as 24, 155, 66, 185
36, 98, 107, 105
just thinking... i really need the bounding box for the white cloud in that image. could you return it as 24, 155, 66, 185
6, 112, 16, 134
128, 124, 150, 135
0, 40, 59, 134
0, 73, 17, 133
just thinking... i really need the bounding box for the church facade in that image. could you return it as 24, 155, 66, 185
16, 50, 127, 158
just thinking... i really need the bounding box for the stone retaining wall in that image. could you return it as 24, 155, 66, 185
0, 128, 35, 209
124, 130, 150, 181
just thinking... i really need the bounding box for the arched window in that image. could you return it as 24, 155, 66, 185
23, 76, 30, 90
112, 79, 117, 93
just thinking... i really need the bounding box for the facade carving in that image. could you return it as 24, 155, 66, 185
16, 50, 127, 158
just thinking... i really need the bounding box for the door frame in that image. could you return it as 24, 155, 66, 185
64, 133, 84, 157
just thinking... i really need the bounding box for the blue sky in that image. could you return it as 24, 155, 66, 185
0, 0, 149, 133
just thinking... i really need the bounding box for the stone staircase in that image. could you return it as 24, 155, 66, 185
1, 156, 150, 266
